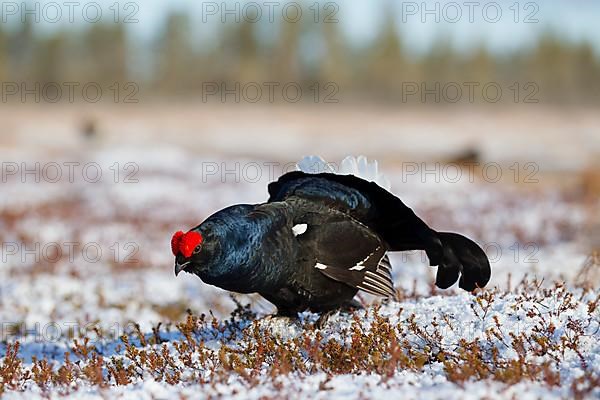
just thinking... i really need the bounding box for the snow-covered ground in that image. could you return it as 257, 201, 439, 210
0, 146, 598, 399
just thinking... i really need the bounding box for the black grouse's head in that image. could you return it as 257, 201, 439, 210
171, 205, 259, 292
171, 229, 221, 277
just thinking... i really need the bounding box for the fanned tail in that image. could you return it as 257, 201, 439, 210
294, 155, 492, 292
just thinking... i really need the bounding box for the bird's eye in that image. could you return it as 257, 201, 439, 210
193, 245, 201, 254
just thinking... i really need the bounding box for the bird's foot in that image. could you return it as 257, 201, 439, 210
314, 300, 363, 329
342, 299, 364, 311
253, 313, 303, 336
315, 310, 335, 329
262, 313, 298, 323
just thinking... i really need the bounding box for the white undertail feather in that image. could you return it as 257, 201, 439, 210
296, 155, 391, 191
296, 156, 337, 174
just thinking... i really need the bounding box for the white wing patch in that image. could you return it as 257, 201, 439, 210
348, 251, 373, 271
314, 250, 397, 299
292, 224, 308, 236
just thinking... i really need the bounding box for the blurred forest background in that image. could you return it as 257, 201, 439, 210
1, 4, 599, 104
0, 1, 598, 181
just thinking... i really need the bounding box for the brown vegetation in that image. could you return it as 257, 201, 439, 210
1, 277, 599, 397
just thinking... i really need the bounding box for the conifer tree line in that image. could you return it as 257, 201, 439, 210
0, 10, 598, 104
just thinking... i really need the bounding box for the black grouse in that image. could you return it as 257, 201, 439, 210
172, 156, 491, 316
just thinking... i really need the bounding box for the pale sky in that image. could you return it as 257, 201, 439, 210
6, 0, 600, 56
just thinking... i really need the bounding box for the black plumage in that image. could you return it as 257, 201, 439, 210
173, 171, 491, 316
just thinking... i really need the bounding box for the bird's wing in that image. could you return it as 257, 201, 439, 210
268, 171, 378, 218
318, 249, 396, 299
292, 207, 396, 299
268, 171, 491, 292
267, 171, 434, 252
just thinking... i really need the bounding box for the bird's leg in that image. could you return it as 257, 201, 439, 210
260, 309, 301, 325
342, 299, 364, 311
315, 300, 363, 329
262, 314, 295, 322
315, 310, 335, 329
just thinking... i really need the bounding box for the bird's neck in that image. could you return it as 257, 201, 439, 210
202, 217, 285, 293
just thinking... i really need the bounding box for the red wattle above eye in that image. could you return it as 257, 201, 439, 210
171, 231, 184, 256
171, 231, 203, 258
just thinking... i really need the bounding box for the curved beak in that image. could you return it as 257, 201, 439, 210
174, 260, 191, 276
